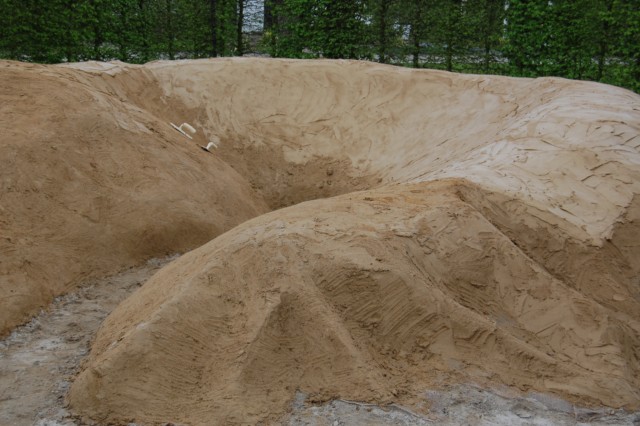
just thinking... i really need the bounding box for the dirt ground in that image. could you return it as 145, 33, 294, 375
1, 259, 638, 426
0, 256, 178, 426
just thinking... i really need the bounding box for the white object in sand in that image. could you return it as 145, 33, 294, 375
201, 140, 219, 153
170, 122, 196, 139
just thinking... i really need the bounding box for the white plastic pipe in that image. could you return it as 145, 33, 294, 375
180, 123, 196, 134
201, 141, 219, 153
170, 122, 196, 140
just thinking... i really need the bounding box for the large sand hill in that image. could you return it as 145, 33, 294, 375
1, 58, 639, 424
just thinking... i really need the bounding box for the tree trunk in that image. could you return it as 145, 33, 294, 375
210, 0, 218, 57
166, 0, 174, 60
482, 0, 495, 73
410, 1, 424, 68
64, 0, 75, 62
264, 0, 274, 31
118, 2, 129, 62
596, 0, 613, 81
444, 1, 455, 72
90, 0, 102, 60
377, 1, 389, 63
139, 0, 149, 62
236, 0, 244, 55
412, 25, 420, 68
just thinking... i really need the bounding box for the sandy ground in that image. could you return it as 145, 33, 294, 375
0, 257, 177, 426
1, 258, 637, 426
284, 387, 640, 425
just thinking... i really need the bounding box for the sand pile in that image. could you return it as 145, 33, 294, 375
0, 61, 269, 336
1, 58, 639, 424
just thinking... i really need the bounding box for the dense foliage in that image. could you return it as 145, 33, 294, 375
0, 0, 638, 92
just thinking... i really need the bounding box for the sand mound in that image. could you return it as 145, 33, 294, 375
1, 58, 639, 424
0, 61, 268, 336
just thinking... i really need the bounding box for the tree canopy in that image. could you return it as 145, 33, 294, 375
0, 0, 638, 92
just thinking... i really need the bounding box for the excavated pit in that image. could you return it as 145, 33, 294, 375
0, 58, 639, 424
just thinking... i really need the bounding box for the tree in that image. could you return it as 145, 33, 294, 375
404, 0, 431, 67
594, 0, 615, 81
504, 0, 551, 76
135, 0, 153, 61
210, 0, 219, 56
264, 0, 283, 31
613, 0, 640, 92
468, 0, 506, 73
0, 0, 33, 59
86, 0, 109, 60
237, 0, 245, 55
0, 0, 637, 93
372, 0, 392, 63
545, 0, 601, 79
430, 0, 469, 72
318, 1, 369, 58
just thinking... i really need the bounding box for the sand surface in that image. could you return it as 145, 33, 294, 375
1, 58, 639, 424
0, 257, 173, 426
1, 261, 637, 426
0, 60, 268, 336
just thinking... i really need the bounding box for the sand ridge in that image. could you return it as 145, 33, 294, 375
0, 58, 639, 424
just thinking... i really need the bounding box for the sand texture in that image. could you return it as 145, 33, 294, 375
1, 58, 639, 424
0, 61, 269, 336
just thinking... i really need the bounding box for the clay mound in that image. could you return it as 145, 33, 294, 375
1, 58, 639, 424
0, 61, 269, 335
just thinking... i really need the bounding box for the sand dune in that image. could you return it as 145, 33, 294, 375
1, 58, 639, 424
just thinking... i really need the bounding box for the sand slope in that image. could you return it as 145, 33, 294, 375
70, 181, 640, 425
0, 61, 269, 336
1, 58, 639, 424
